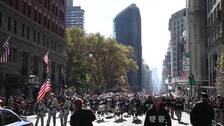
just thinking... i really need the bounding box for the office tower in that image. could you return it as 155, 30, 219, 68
169, 9, 186, 79
186, 0, 208, 95
114, 4, 142, 91
66, 0, 84, 28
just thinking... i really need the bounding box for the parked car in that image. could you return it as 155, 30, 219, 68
0, 107, 33, 126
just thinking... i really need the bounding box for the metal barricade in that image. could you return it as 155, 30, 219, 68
212, 108, 224, 126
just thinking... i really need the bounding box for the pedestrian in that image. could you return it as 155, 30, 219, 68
60, 96, 71, 126
190, 92, 214, 126
144, 96, 171, 126
70, 98, 96, 126
46, 93, 58, 126
174, 97, 184, 123
143, 95, 153, 113
35, 99, 46, 126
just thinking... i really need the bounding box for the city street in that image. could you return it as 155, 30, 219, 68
26, 112, 192, 126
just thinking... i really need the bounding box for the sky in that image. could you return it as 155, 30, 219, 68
73, 0, 186, 79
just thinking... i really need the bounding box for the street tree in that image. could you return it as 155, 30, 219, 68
215, 49, 224, 96
66, 27, 137, 92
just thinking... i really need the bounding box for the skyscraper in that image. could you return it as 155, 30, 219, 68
169, 9, 186, 79
114, 4, 142, 91
186, 0, 208, 95
66, 0, 84, 28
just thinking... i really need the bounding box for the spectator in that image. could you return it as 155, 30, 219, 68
144, 96, 171, 126
70, 98, 96, 126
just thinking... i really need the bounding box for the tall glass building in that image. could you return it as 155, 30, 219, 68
66, 0, 84, 28
114, 4, 142, 91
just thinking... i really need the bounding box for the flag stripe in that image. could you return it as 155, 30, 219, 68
37, 80, 52, 101
42, 52, 51, 73
0, 35, 11, 63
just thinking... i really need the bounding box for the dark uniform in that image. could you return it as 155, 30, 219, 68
174, 98, 184, 122
70, 99, 96, 126
144, 105, 171, 126
190, 93, 214, 126
70, 109, 96, 126
190, 101, 214, 126
35, 100, 46, 126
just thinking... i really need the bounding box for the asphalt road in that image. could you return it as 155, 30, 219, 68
26, 111, 192, 126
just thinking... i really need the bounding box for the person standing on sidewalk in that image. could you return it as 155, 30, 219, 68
190, 92, 214, 126
144, 96, 171, 126
35, 99, 46, 126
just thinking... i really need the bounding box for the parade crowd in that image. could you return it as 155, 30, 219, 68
0, 91, 224, 126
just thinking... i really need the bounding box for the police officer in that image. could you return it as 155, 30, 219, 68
144, 96, 171, 126
190, 92, 214, 126
174, 97, 184, 123
35, 99, 46, 126
46, 93, 58, 126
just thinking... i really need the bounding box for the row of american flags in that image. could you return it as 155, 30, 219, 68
0, 35, 52, 101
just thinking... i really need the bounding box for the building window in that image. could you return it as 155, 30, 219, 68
9, 48, 16, 62
9, 0, 12, 6
52, 22, 54, 32
21, 24, 25, 37
48, 0, 51, 10
37, 32, 40, 44
8, 17, 11, 31
14, 20, 17, 34
33, 30, 36, 42
51, 40, 53, 49
44, 16, 46, 27
54, 41, 56, 51
47, 18, 50, 29
13, 48, 16, 62
44, 0, 47, 8
34, 10, 37, 21
0, 12, 2, 27
22, 2, 26, 15
43, 35, 46, 46
33, 56, 39, 75
56, 7, 58, 17
38, 12, 41, 24
28, 5, 31, 17
15, 0, 19, 10
27, 27, 30, 39
47, 38, 49, 48
52, 4, 55, 14
21, 52, 28, 75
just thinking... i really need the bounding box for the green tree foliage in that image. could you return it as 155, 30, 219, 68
66, 27, 137, 91
215, 49, 224, 96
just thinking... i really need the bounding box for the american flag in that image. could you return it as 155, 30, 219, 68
43, 52, 48, 65
43, 52, 51, 73
37, 79, 52, 101
0, 35, 11, 63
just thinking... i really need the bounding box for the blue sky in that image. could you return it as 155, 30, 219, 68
73, 0, 186, 78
